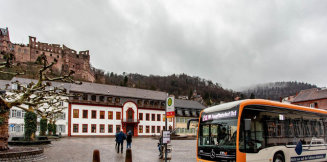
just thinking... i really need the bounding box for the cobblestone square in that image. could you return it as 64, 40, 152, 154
43, 137, 197, 162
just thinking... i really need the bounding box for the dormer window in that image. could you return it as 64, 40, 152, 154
82, 94, 88, 100
99, 96, 104, 102
107, 97, 113, 103
91, 95, 96, 101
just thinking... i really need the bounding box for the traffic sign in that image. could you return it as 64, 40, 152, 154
166, 97, 175, 118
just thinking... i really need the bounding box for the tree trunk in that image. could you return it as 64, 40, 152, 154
0, 101, 10, 151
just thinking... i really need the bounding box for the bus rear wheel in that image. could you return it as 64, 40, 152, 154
273, 153, 284, 162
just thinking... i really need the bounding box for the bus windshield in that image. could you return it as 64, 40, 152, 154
199, 119, 238, 149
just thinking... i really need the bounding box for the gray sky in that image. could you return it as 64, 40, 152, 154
1, 0, 327, 90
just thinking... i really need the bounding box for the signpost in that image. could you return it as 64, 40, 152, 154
166, 97, 175, 118
165, 96, 174, 161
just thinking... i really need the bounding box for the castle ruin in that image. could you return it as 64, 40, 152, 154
1, 27, 95, 82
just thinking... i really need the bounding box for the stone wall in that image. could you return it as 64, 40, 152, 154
12, 36, 95, 82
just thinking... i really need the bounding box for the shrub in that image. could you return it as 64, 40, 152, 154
24, 111, 37, 141
40, 118, 47, 136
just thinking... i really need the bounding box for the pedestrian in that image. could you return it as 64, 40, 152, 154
116, 129, 126, 153
115, 132, 118, 149
158, 132, 163, 158
126, 130, 132, 149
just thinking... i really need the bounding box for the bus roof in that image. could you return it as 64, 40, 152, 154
203, 99, 327, 115
203, 100, 244, 113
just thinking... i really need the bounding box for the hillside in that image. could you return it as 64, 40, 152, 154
242, 81, 317, 101
92, 68, 240, 106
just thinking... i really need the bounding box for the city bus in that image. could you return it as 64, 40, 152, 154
187, 99, 327, 162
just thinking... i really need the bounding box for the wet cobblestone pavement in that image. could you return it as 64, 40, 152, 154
43, 137, 196, 162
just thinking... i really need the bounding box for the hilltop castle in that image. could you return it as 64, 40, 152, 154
0, 27, 95, 82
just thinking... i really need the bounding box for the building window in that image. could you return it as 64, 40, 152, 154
22, 111, 25, 118
157, 114, 161, 121
100, 111, 105, 119
91, 124, 96, 133
116, 112, 121, 120
83, 94, 88, 100
82, 110, 88, 118
310, 102, 318, 108
17, 110, 22, 118
146, 126, 150, 133
151, 126, 155, 133
151, 114, 155, 121
139, 113, 143, 120
82, 124, 88, 133
108, 125, 113, 133
157, 126, 161, 133
116, 125, 121, 133
73, 124, 78, 133
115, 98, 120, 103
91, 95, 96, 101
146, 113, 150, 121
137, 100, 143, 106
73, 109, 79, 118
92, 110, 97, 119
99, 96, 104, 102
100, 124, 105, 133
139, 125, 143, 133
11, 109, 17, 118
57, 112, 65, 120
108, 111, 113, 119
58, 125, 65, 133
107, 97, 112, 103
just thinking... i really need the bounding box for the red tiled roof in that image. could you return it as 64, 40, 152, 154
292, 88, 327, 103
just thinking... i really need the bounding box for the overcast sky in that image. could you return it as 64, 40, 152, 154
1, 0, 327, 90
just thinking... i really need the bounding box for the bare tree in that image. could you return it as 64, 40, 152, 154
0, 53, 80, 150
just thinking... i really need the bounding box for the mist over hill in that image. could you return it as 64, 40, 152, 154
242, 81, 317, 101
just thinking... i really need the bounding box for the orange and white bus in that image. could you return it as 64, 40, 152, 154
188, 99, 327, 162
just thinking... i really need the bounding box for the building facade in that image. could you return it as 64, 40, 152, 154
1, 78, 207, 137
67, 82, 173, 136
174, 99, 205, 136
291, 88, 327, 110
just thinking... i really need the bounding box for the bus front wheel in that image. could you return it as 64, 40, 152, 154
273, 153, 284, 162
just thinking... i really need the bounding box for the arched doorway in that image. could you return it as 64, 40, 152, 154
126, 108, 135, 135
122, 102, 139, 136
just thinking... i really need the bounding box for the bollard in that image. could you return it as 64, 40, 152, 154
93, 149, 100, 162
125, 148, 132, 162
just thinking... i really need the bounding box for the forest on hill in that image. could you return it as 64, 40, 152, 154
92, 68, 241, 106
242, 81, 317, 101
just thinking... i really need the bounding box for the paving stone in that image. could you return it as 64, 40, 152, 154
43, 137, 197, 162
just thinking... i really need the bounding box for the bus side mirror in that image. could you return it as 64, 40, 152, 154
244, 119, 251, 131
187, 119, 199, 130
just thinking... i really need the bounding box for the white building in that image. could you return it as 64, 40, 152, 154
2, 78, 204, 137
